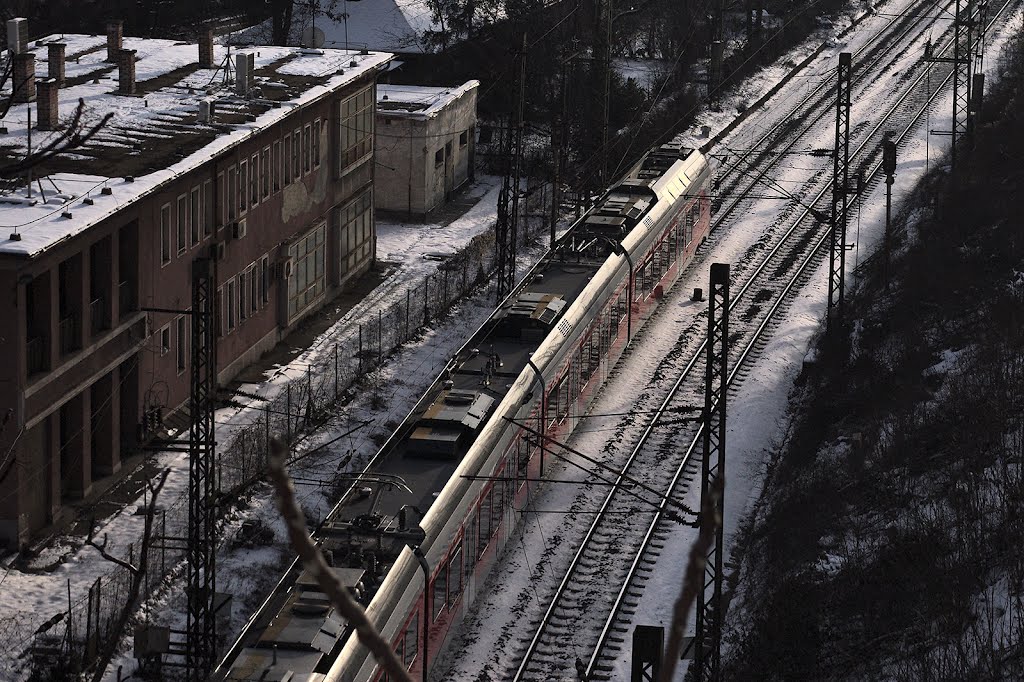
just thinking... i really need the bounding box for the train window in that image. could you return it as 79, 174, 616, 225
684, 204, 694, 245
404, 613, 418, 667
692, 202, 701, 230
547, 382, 559, 426
668, 225, 678, 264
556, 376, 570, 421
432, 563, 448, 621
489, 481, 503, 537
517, 434, 531, 487
449, 544, 464, 604
465, 514, 478, 576
393, 638, 404, 673
478, 497, 491, 555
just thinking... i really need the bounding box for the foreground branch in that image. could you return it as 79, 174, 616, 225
659, 474, 725, 682
267, 437, 414, 682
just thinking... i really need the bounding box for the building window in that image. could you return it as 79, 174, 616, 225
203, 179, 214, 236
215, 286, 223, 337
160, 203, 171, 265
292, 127, 301, 180
227, 166, 237, 220
260, 255, 270, 306
176, 194, 187, 254
337, 85, 374, 173
272, 141, 282, 191
434, 148, 444, 167
176, 315, 187, 372
261, 147, 271, 199
283, 134, 292, 185
190, 187, 201, 246
250, 153, 260, 206
459, 131, 468, 147
239, 159, 248, 215
249, 264, 259, 315
287, 222, 326, 320
216, 172, 225, 227
335, 186, 373, 277
159, 325, 170, 355
238, 270, 247, 322
313, 118, 321, 168
226, 280, 236, 332
448, 544, 463, 604
301, 123, 309, 174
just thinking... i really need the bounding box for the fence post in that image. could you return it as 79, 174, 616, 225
85, 584, 94, 660
424, 277, 430, 325
286, 384, 292, 444
378, 309, 383, 365
95, 577, 102, 637
67, 579, 73, 649
161, 510, 166, 577
358, 324, 363, 374
405, 289, 411, 339
334, 343, 339, 400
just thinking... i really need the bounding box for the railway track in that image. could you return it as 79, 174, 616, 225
507, 1, 1018, 680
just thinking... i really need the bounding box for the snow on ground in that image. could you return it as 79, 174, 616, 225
437, 0, 1024, 680
0, 175, 503, 680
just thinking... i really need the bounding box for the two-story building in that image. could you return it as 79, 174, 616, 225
0, 21, 391, 550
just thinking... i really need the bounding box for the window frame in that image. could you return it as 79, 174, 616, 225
189, 186, 201, 246
160, 203, 172, 265
175, 314, 188, 374
176, 194, 188, 254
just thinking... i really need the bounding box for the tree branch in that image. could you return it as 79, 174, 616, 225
267, 437, 414, 682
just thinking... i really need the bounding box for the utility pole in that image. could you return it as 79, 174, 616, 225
826, 52, 852, 334
601, 0, 613, 187
882, 138, 896, 290
186, 257, 218, 681
924, 0, 974, 174
495, 34, 527, 303
693, 262, 729, 682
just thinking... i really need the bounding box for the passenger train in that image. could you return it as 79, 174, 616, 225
216, 142, 713, 681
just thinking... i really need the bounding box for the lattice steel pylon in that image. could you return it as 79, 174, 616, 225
495, 35, 527, 304
693, 262, 730, 682
951, 0, 975, 171
187, 257, 218, 681
826, 52, 852, 334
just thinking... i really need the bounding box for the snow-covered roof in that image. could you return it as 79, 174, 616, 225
377, 81, 479, 120
0, 35, 392, 259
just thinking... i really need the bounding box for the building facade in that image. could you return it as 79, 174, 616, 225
374, 81, 478, 219
0, 23, 391, 549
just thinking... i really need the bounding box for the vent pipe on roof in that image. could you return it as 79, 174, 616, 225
106, 20, 123, 62
36, 78, 59, 130
198, 98, 216, 124
6, 18, 27, 54
234, 52, 254, 96
48, 43, 66, 87
199, 28, 215, 68
117, 48, 136, 95
12, 53, 35, 104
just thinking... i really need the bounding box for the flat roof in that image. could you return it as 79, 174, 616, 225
376, 81, 479, 120
0, 34, 392, 259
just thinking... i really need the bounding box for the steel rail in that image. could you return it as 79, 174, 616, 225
583, 0, 1016, 677
513, 6, 969, 679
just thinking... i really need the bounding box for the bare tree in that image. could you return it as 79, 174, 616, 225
84, 468, 170, 682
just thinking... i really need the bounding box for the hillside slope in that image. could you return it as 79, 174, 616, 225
721, 29, 1024, 681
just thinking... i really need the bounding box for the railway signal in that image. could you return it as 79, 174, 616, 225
882, 138, 897, 289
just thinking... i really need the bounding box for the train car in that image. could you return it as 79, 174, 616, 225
216, 143, 713, 682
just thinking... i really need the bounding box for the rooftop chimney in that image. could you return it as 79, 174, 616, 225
199, 28, 214, 68
48, 43, 66, 87
118, 49, 136, 95
37, 79, 59, 130
6, 18, 27, 54
106, 20, 123, 62
12, 53, 35, 104
235, 52, 255, 96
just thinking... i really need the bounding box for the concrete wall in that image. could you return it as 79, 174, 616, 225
375, 87, 477, 219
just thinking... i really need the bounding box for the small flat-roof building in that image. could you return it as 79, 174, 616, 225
0, 21, 391, 549
375, 81, 478, 220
